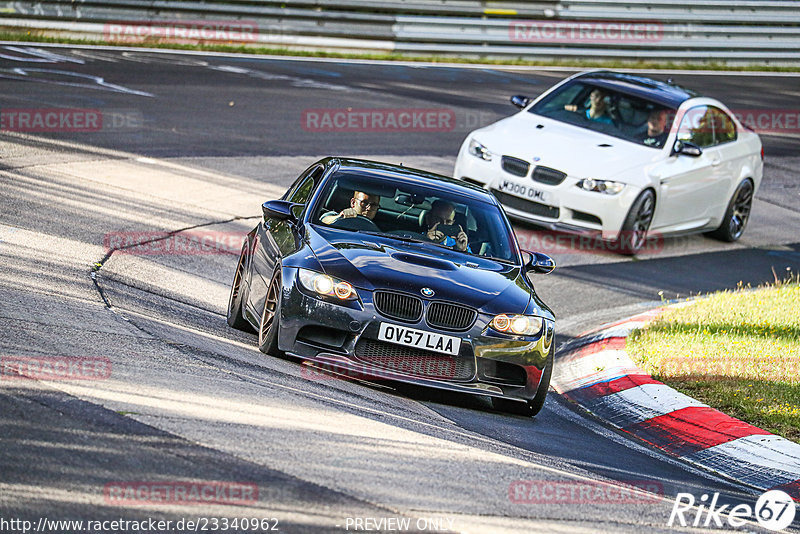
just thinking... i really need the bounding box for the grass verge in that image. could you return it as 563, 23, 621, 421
626, 280, 800, 442
2, 29, 800, 72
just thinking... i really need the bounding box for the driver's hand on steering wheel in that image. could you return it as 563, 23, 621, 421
338, 208, 359, 219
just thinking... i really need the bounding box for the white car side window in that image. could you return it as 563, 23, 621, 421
677, 105, 716, 148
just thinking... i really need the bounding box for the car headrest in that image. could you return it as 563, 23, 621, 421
418, 208, 473, 231
326, 184, 354, 213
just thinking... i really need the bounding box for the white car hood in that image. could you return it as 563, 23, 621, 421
474, 112, 662, 181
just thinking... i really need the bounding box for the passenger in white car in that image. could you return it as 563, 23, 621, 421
565, 88, 614, 125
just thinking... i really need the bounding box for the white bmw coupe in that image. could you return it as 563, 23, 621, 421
454, 71, 763, 254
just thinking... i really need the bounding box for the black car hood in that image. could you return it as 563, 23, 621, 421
306, 225, 534, 315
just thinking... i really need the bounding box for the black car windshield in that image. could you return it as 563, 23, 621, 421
311, 170, 519, 262
529, 81, 677, 149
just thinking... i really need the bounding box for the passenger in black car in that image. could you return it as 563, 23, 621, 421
423, 200, 470, 252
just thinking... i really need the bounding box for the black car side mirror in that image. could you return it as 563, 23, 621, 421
523, 251, 555, 275
671, 140, 703, 157
510, 95, 531, 109
262, 200, 298, 224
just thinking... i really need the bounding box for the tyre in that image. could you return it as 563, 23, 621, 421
258, 268, 283, 356
227, 244, 253, 332
491, 344, 554, 417
707, 179, 754, 242
615, 189, 656, 255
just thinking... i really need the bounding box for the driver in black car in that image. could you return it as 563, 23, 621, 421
321, 191, 380, 225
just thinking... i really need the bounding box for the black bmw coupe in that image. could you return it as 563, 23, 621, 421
227, 157, 556, 416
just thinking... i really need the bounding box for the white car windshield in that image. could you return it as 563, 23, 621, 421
529, 81, 678, 149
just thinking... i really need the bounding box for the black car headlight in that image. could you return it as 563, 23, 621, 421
490, 314, 544, 336
298, 269, 358, 301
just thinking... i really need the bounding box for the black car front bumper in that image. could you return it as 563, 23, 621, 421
277, 267, 555, 403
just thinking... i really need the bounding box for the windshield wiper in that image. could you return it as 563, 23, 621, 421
361, 231, 429, 244
481, 255, 514, 265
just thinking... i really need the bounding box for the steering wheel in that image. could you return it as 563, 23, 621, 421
330, 215, 381, 232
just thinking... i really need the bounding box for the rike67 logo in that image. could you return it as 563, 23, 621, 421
668, 490, 796, 531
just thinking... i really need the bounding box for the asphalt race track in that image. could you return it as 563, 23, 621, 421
1, 44, 800, 533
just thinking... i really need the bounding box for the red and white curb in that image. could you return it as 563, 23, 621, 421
552, 306, 800, 501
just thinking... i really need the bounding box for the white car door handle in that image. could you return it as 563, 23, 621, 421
711, 158, 721, 166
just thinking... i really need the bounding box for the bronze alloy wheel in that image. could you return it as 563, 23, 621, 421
226, 244, 252, 331
258, 269, 282, 355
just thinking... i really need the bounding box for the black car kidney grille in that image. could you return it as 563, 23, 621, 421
355, 339, 475, 381
501, 156, 530, 177
426, 302, 477, 331
531, 166, 567, 185
373, 291, 423, 322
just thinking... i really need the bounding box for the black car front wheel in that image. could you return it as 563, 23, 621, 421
258, 268, 283, 356
227, 244, 253, 332
708, 179, 754, 242
492, 344, 554, 418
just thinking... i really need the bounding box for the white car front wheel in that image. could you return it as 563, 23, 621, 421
616, 189, 656, 255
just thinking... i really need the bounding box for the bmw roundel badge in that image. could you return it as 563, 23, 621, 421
420, 287, 435, 297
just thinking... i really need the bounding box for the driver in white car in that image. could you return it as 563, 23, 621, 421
641, 109, 670, 148
321, 191, 380, 224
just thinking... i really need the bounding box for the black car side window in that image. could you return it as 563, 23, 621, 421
284, 165, 323, 202
285, 166, 324, 219
288, 176, 315, 204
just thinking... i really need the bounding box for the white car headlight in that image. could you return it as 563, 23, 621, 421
490, 314, 543, 336
468, 139, 493, 161
298, 269, 357, 301
577, 178, 625, 195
